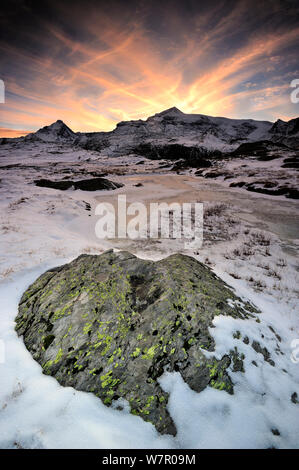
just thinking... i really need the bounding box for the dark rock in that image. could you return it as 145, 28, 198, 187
285, 188, 299, 199
88, 171, 109, 177
282, 155, 299, 165
204, 170, 231, 179
159, 162, 172, 168
245, 183, 299, 199
34, 177, 123, 191
83, 201, 91, 211
291, 392, 298, 404
251, 341, 275, 366
258, 155, 281, 161
231, 140, 289, 157
230, 348, 245, 372
229, 181, 245, 188
171, 158, 212, 170
133, 143, 221, 162
233, 331, 241, 340
268, 326, 281, 343
16, 251, 259, 435
281, 162, 299, 169
230, 181, 299, 199
194, 169, 205, 176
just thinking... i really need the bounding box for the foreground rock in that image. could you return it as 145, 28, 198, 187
34, 177, 123, 191
16, 251, 259, 435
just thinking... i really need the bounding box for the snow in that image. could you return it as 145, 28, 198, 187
25, 120, 76, 143
0, 267, 174, 449
160, 279, 299, 449
3, 107, 285, 155
0, 140, 298, 448
189, 153, 299, 205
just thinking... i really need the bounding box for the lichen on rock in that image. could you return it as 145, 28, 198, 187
16, 250, 259, 435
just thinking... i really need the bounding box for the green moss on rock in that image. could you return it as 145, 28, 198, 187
16, 250, 259, 435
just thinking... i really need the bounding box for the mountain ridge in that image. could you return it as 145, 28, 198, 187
1, 108, 298, 154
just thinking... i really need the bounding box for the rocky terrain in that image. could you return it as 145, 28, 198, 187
0, 107, 298, 448
195, 152, 299, 200
2, 107, 298, 156
1, 107, 297, 200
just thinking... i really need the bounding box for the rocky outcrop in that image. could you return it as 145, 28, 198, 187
231, 140, 289, 158
34, 177, 123, 191
269, 117, 299, 149
229, 181, 299, 199
16, 251, 260, 435
133, 143, 219, 165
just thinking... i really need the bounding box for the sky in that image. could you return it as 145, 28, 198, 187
0, 0, 299, 137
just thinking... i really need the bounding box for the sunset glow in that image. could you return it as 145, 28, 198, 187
1, 0, 298, 137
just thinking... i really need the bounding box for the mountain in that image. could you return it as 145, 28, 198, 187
1, 109, 298, 155
25, 120, 76, 143
269, 117, 299, 148
75, 108, 298, 156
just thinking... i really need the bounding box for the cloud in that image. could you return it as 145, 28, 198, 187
0, 0, 298, 136
0, 128, 30, 138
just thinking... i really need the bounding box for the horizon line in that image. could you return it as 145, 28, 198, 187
0, 107, 298, 139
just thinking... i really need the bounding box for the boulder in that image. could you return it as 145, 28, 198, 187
16, 251, 259, 435
34, 177, 123, 191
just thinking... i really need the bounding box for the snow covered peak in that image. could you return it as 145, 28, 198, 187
6, 108, 298, 153
51, 119, 66, 128
153, 107, 184, 118
25, 120, 76, 143
75, 110, 277, 155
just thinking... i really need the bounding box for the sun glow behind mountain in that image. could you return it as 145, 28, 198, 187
0, 0, 299, 137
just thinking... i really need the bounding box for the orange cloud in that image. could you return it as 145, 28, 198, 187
1, 4, 298, 136
0, 128, 31, 138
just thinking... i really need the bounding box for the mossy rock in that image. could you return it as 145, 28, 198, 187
16, 251, 259, 435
